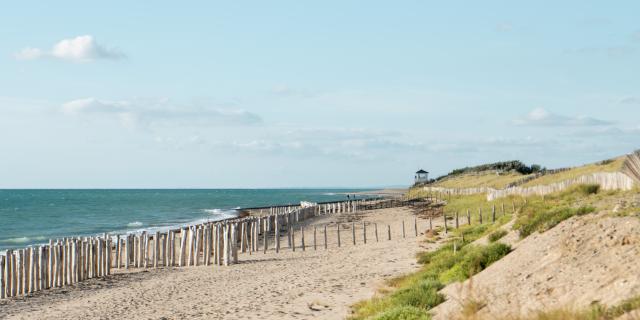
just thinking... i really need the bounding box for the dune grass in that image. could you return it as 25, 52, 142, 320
488, 230, 508, 242
520, 157, 625, 188
457, 294, 640, 319
350, 216, 513, 320
433, 171, 527, 189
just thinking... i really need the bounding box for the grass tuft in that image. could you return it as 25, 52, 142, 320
488, 230, 508, 242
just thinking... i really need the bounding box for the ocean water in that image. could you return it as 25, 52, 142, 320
0, 189, 373, 251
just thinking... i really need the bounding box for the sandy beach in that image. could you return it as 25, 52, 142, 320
0, 206, 438, 320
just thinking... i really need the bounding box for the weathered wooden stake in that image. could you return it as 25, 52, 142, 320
402, 220, 406, 238
352, 222, 356, 245
443, 212, 448, 234
387, 225, 391, 240
323, 225, 328, 249
313, 227, 317, 250
375, 223, 379, 242
337, 224, 341, 247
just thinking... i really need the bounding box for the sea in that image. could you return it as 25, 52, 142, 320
0, 189, 375, 251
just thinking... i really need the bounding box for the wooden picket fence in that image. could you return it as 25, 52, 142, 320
0, 198, 405, 300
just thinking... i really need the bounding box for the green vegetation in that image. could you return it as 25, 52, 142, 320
371, 306, 431, 320
514, 205, 595, 238
350, 220, 513, 320
439, 161, 544, 179
488, 230, 508, 242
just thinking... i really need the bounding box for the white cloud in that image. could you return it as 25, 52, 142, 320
513, 108, 612, 127
619, 96, 640, 105
15, 35, 124, 62
14, 48, 44, 60
61, 97, 262, 127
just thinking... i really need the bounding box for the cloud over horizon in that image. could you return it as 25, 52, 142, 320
513, 108, 613, 127
61, 97, 262, 128
15, 35, 125, 62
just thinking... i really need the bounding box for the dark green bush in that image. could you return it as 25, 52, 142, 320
488, 230, 508, 242
373, 306, 431, 320
577, 184, 600, 195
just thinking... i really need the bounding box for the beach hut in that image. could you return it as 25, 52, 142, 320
415, 169, 429, 183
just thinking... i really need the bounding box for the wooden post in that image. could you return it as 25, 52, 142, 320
414, 218, 418, 236
352, 222, 356, 245
363, 222, 367, 244
48, 241, 54, 288
492, 205, 496, 223
443, 212, 448, 234
375, 223, 379, 242
263, 219, 268, 254
501, 202, 505, 215
291, 226, 296, 252
275, 215, 280, 253
301, 226, 305, 251
455, 212, 459, 229
467, 209, 471, 225
179, 228, 187, 267
429, 215, 433, 230
232, 224, 238, 264
402, 220, 406, 238
223, 224, 230, 266
0, 255, 5, 299
387, 225, 391, 240
170, 230, 176, 266
154, 232, 160, 268
479, 208, 483, 224
313, 227, 317, 250
323, 225, 328, 249
337, 224, 341, 247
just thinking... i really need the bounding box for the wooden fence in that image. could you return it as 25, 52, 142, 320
422, 171, 636, 201
0, 198, 405, 300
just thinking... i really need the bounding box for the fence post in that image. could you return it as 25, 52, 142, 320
387, 225, 391, 240
467, 209, 471, 225
363, 222, 367, 244
337, 224, 341, 247
402, 220, 406, 238
455, 212, 459, 229
301, 226, 305, 251
324, 225, 328, 250
444, 213, 448, 234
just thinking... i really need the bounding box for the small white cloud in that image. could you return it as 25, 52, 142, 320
619, 96, 640, 105
495, 22, 513, 32
15, 35, 124, 62
513, 108, 612, 127
61, 97, 128, 114
14, 47, 44, 60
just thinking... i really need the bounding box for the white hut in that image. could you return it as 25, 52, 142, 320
415, 169, 429, 183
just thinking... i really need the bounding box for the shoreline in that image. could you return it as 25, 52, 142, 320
1, 205, 434, 319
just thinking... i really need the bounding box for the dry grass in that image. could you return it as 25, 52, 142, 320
520, 157, 625, 187
433, 171, 527, 189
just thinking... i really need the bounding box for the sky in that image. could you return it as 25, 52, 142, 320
1, 1, 640, 188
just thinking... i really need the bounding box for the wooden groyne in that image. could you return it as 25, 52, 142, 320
0, 198, 404, 300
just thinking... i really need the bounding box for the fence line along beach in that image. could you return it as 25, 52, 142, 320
0, 197, 401, 299
0, 192, 465, 319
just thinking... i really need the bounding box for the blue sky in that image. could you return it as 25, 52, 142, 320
1, 1, 639, 188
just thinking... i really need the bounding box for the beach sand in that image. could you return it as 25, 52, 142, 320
0, 206, 436, 320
